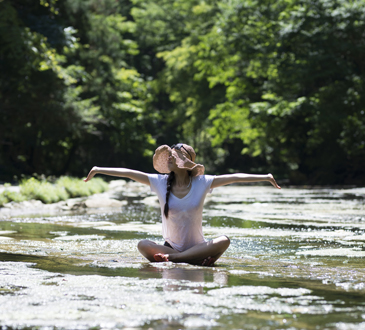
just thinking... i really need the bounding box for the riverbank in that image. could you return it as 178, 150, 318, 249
0, 176, 110, 206
0, 179, 159, 218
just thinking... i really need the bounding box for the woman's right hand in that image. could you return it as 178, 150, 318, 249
84, 166, 98, 182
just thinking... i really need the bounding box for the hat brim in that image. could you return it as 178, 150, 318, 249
153, 145, 205, 177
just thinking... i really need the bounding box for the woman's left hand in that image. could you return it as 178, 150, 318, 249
268, 173, 281, 189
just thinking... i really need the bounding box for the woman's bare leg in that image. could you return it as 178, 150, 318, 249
137, 239, 176, 262
154, 236, 230, 266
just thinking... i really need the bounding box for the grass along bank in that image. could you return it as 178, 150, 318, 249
0, 177, 108, 207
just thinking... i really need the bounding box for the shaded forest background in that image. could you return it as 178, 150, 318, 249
1, 0, 365, 185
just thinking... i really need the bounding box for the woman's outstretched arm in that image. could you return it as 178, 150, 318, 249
84, 166, 150, 186
211, 173, 281, 189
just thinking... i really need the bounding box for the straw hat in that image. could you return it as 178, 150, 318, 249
153, 144, 205, 177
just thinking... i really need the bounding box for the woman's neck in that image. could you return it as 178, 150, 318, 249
173, 170, 190, 187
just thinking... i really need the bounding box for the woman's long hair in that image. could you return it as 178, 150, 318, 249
164, 171, 175, 218
164, 171, 192, 218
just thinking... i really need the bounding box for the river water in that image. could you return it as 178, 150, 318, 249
0, 182, 364, 329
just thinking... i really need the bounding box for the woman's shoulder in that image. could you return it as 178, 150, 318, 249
148, 173, 168, 185
149, 173, 168, 180
194, 174, 215, 184
194, 174, 215, 180
148, 174, 168, 193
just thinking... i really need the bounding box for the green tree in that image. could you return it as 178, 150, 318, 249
0, 0, 155, 181
131, 0, 228, 170
59, 0, 155, 172
207, 0, 365, 184
148, 0, 365, 183
2, 0, 365, 185
0, 0, 92, 179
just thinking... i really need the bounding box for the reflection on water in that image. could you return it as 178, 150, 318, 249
0, 185, 364, 329
162, 267, 206, 293
159, 266, 227, 293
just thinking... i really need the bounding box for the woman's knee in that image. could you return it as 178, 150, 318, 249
137, 239, 154, 252
218, 235, 230, 249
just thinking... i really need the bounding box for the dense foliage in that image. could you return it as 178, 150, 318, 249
1, 0, 364, 184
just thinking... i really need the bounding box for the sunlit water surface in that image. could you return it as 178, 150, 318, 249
0, 184, 365, 329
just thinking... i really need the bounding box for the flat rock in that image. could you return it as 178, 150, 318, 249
109, 180, 127, 189
141, 196, 159, 207
53, 234, 105, 241
84, 198, 127, 208
96, 223, 161, 234
342, 234, 365, 242
0, 230, 17, 235
72, 221, 115, 228
3, 200, 44, 209
0, 236, 14, 240
296, 247, 365, 257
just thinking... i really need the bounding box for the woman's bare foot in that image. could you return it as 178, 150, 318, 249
154, 253, 170, 262
202, 256, 216, 267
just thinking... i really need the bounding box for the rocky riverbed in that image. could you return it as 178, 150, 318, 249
0, 180, 365, 329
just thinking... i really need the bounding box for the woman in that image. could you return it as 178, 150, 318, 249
84, 143, 281, 266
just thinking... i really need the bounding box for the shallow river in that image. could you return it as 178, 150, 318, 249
0, 182, 365, 329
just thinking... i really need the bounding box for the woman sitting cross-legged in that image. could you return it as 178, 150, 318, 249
84, 143, 281, 266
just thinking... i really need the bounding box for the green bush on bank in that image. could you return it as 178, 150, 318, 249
56, 176, 108, 198
0, 190, 26, 206
0, 177, 109, 206
20, 178, 69, 204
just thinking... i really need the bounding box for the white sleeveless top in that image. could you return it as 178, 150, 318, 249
148, 174, 215, 252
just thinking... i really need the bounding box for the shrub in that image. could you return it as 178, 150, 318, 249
0, 176, 109, 206
84, 177, 109, 195
0, 189, 26, 207
56, 176, 90, 198
0, 193, 8, 207
20, 178, 69, 204
2, 190, 26, 203
56, 177, 108, 198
